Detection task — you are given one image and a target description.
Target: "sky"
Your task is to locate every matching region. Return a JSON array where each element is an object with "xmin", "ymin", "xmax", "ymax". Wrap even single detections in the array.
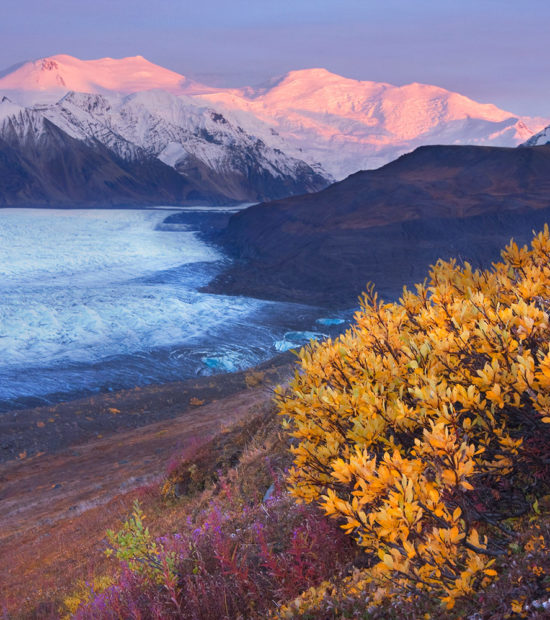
[{"xmin": 1, "ymin": 0, "xmax": 549, "ymax": 116}]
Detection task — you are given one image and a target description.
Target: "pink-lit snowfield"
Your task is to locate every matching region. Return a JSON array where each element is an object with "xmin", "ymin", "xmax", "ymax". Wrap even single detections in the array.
[{"xmin": 0, "ymin": 54, "xmax": 214, "ymax": 98}]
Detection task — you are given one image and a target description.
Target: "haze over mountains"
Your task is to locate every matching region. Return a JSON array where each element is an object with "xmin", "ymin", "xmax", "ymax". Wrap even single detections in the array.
[{"xmin": 0, "ymin": 54, "xmax": 548, "ymax": 207}]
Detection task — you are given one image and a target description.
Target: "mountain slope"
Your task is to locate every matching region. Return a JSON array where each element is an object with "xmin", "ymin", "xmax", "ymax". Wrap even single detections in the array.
[
  {"xmin": 38, "ymin": 90, "xmax": 328, "ymax": 202},
  {"xmin": 522, "ymin": 123, "xmax": 550, "ymax": 146},
  {"xmin": 0, "ymin": 92, "xmax": 328, "ymax": 205},
  {"xmin": 206, "ymin": 144, "xmax": 550, "ymax": 306},
  {"xmin": 0, "ymin": 100, "xmax": 229, "ymax": 206}
]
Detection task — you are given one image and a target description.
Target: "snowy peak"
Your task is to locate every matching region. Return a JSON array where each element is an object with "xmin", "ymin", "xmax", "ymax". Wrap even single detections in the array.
[
  {"xmin": 268, "ymin": 67, "xmax": 387, "ymax": 92},
  {"xmin": 199, "ymin": 71, "xmax": 548, "ymax": 177},
  {"xmin": 0, "ymin": 96, "xmax": 49, "ymax": 141},
  {"xmin": 0, "ymin": 95, "xmax": 26, "ymax": 121},
  {"xmin": 228, "ymin": 71, "xmax": 519, "ymax": 127},
  {"xmin": 522, "ymin": 123, "xmax": 550, "ymax": 146},
  {"xmin": 243, "ymin": 68, "xmax": 357, "ymax": 97},
  {"xmin": 236, "ymin": 68, "xmax": 391, "ymax": 109},
  {"xmin": 0, "ymin": 54, "xmax": 212, "ymax": 103}
]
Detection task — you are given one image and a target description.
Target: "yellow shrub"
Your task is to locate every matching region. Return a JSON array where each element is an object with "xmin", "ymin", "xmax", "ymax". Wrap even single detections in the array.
[
  {"xmin": 62, "ymin": 575, "xmax": 114, "ymax": 618},
  {"xmin": 278, "ymin": 227, "xmax": 550, "ymax": 608}
]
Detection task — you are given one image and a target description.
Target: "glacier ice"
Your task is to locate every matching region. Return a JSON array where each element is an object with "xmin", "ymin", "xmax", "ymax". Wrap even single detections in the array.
[
  {"xmin": 316, "ymin": 317, "xmax": 345, "ymax": 326},
  {"xmin": 0, "ymin": 209, "xmax": 330, "ymax": 409},
  {"xmin": 274, "ymin": 330, "xmax": 327, "ymax": 352}
]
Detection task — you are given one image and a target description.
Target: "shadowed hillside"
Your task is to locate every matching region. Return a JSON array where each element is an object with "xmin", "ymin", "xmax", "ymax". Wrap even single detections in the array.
[{"xmin": 206, "ymin": 144, "xmax": 550, "ymax": 306}]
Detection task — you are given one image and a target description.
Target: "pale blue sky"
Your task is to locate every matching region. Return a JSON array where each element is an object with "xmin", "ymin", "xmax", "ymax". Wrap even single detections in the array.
[{"xmin": 1, "ymin": 0, "xmax": 549, "ymax": 116}]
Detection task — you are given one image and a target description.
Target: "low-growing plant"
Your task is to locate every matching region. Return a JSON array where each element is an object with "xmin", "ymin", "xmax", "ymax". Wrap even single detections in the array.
[
  {"xmin": 105, "ymin": 500, "xmax": 177, "ymax": 583},
  {"xmin": 277, "ymin": 510, "xmax": 550, "ymax": 619},
  {"xmin": 72, "ymin": 410, "xmax": 359, "ymax": 619},
  {"xmin": 74, "ymin": 490, "xmax": 357, "ymax": 619},
  {"xmin": 278, "ymin": 227, "xmax": 550, "ymax": 610},
  {"xmin": 161, "ymin": 412, "xmax": 270, "ymax": 500},
  {"xmin": 63, "ymin": 575, "xmax": 114, "ymax": 619}
]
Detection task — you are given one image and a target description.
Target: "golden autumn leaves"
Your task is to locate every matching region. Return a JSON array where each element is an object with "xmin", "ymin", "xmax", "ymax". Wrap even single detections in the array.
[{"xmin": 277, "ymin": 226, "xmax": 550, "ymax": 610}]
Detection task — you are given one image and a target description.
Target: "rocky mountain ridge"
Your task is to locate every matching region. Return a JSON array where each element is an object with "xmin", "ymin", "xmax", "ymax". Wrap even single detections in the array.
[
  {"xmin": 523, "ymin": 123, "xmax": 550, "ymax": 147},
  {"xmin": 0, "ymin": 88, "xmax": 327, "ymax": 206}
]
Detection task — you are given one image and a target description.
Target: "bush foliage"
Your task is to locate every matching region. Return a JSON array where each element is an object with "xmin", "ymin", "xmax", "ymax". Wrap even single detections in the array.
[
  {"xmin": 277, "ymin": 227, "xmax": 550, "ymax": 609},
  {"xmin": 60, "ymin": 229, "xmax": 550, "ymax": 619}
]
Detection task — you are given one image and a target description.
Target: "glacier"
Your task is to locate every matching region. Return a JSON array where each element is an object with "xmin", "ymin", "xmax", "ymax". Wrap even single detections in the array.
[
  {"xmin": 0, "ymin": 208, "xmax": 333, "ymax": 410},
  {"xmin": 274, "ymin": 331, "xmax": 328, "ymax": 353}
]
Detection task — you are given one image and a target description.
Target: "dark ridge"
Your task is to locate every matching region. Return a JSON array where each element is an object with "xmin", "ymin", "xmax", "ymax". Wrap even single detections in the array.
[{"xmin": 205, "ymin": 144, "xmax": 550, "ymax": 307}]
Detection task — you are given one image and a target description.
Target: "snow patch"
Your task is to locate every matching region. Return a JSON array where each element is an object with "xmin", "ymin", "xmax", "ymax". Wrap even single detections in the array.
[{"xmin": 158, "ymin": 141, "xmax": 188, "ymax": 166}]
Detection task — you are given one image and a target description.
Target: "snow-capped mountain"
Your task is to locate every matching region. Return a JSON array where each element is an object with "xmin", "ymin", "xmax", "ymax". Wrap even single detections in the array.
[
  {"xmin": 198, "ymin": 68, "xmax": 547, "ymax": 178},
  {"xmin": 0, "ymin": 54, "xmax": 547, "ymax": 207},
  {"xmin": 522, "ymin": 124, "xmax": 550, "ymax": 146},
  {"xmin": 0, "ymin": 95, "xmax": 234, "ymax": 207},
  {"xmin": 34, "ymin": 89, "xmax": 327, "ymax": 201},
  {"xmin": 0, "ymin": 58, "xmax": 329, "ymax": 205},
  {"xmin": 0, "ymin": 54, "xmax": 215, "ymax": 104}
]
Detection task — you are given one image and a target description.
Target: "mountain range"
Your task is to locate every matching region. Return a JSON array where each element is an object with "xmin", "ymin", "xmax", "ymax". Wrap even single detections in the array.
[{"xmin": 0, "ymin": 54, "xmax": 548, "ymax": 206}]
